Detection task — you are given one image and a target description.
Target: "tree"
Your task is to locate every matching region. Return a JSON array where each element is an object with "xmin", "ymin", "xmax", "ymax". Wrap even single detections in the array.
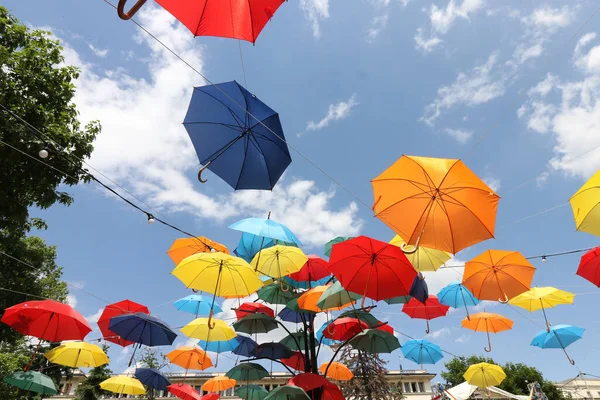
[
  {"xmin": 139, "ymin": 348, "xmax": 169, "ymax": 400},
  {"xmin": 76, "ymin": 345, "xmax": 112, "ymax": 400}
]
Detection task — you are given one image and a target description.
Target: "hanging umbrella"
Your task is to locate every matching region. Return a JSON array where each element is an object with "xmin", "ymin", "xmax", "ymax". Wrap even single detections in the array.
[
  {"xmin": 328, "ymin": 236, "xmax": 417, "ymax": 307},
  {"xmin": 233, "ymin": 336, "xmax": 258, "ymax": 357},
  {"xmin": 570, "ymin": 169, "xmax": 600, "ymax": 237},
  {"xmin": 348, "ymin": 329, "xmax": 400, "ymax": 354},
  {"xmin": 461, "ymin": 312, "xmax": 513, "ymax": 352},
  {"xmin": 289, "ymin": 373, "xmax": 330, "ymax": 392},
  {"xmin": 289, "ymin": 255, "xmax": 330, "ymax": 282},
  {"xmin": 281, "ymin": 351, "xmax": 306, "ymax": 371},
  {"xmin": 299, "ymin": 285, "xmax": 354, "ymax": 312},
  {"xmin": 235, "ymin": 233, "xmax": 276, "ymax": 263},
  {"xmin": 3, "ymin": 371, "xmax": 57, "ymax": 395},
  {"xmin": 401, "ymin": 339, "xmax": 443, "ymax": 365},
  {"xmin": 319, "ymin": 362, "xmax": 353, "ymax": 381},
  {"xmin": 278, "ymin": 305, "xmax": 314, "ymax": 324},
  {"xmin": 109, "ymin": 313, "xmax": 177, "ymax": 346},
  {"xmin": 233, "ymin": 313, "xmax": 279, "ymax": 334},
  {"xmin": 383, "ymin": 296, "xmax": 412, "ymax": 305},
  {"xmin": 284, "ymin": 275, "xmax": 330, "ymax": 290},
  {"xmin": 389, "ymin": 235, "xmax": 452, "ymax": 272},
  {"xmin": 236, "ymin": 302, "xmax": 275, "ymax": 319},
  {"xmin": 203, "ymin": 376, "xmax": 237, "ymax": 392},
  {"xmin": 577, "ymin": 247, "xmax": 600, "ymax": 287},
  {"xmin": 509, "ymin": 287, "xmax": 575, "ymax": 331},
  {"xmin": 402, "ymin": 296, "xmax": 449, "ymax": 333},
  {"xmin": 531, "ymin": 324, "xmax": 584, "ymax": 365},
  {"xmin": 167, "ymin": 346, "xmax": 213, "ymax": 370},
  {"xmin": 280, "ymin": 331, "xmax": 315, "ymax": 351},
  {"xmin": 324, "ymin": 237, "xmax": 354, "ymax": 258},
  {"xmin": 237, "ymin": 385, "xmax": 269, "ymax": 400},
  {"xmin": 338, "ymin": 309, "xmax": 380, "ymax": 328},
  {"xmin": 409, "ymin": 274, "xmax": 429, "ymax": 304},
  {"xmin": 317, "ymin": 281, "xmax": 362, "ymax": 311},
  {"xmin": 265, "ymin": 385, "xmax": 310, "ymax": 400},
  {"xmin": 226, "ymin": 363, "xmax": 269, "ymax": 381},
  {"xmin": 463, "ymin": 363, "xmax": 506, "ymax": 388},
  {"xmin": 181, "ymin": 318, "xmax": 236, "ymax": 341},
  {"xmin": 372, "ymin": 155, "xmax": 499, "ymax": 254},
  {"xmin": 182, "ymin": 81, "xmax": 291, "ymax": 189},
  {"xmin": 203, "ymin": 394, "xmax": 220, "ymax": 400},
  {"xmin": 377, "ymin": 324, "xmax": 394, "ymax": 335},
  {"xmin": 100, "ymin": 376, "xmax": 146, "ymax": 395},
  {"xmin": 230, "ymin": 217, "xmax": 301, "ymax": 246},
  {"xmin": 174, "ymin": 295, "xmax": 222, "ymax": 317},
  {"xmin": 462, "ymin": 249, "xmax": 536, "ymax": 303},
  {"xmin": 316, "ymin": 321, "xmax": 339, "ymax": 346},
  {"xmin": 169, "ymin": 383, "xmax": 201, "ymax": 400},
  {"xmin": 135, "ymin": 368, "xmax": 170, "ymax": 392},
  {"xmin": 97, "ymin": 299, "xmax": 149, "ymax": 346},
  {"xmin": 168, "ymin": 236, "xmax": 229, "ymax": 265},
  {"xmin": 321, "ymin": 382, "xmax": 345, "ymax": 400},
  {"xmin": 437, "ymin": 281, "xmax": 480, "ymax": 319},
  {"xmin": 252, "ymin": 245, "xmax": 308, "ymax": 279},
  {"xmin": 254, "ymin": 342, "xmax": 294, "ymax": 360},
  {"xmin": 44, "ymin": 341, "xmax": 109, "ymax": 368},
  {"xmin": 258, "ymin": 283, "xmax": 297, "ymax": 305},
  {"xmin": 198, "ymin": 338, "xmax": 239, "ymax": 353},
  {"xmin": 323, "ymin": 318, "xmax": 368, "ymax": 341}
]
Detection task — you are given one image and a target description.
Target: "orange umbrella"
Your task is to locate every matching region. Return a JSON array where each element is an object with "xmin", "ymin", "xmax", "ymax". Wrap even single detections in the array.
[
  {"xmin": 166, "ymin": 346, "xmax": 213, "ymax": 370},
  {"xmin": 371, "ymin": 155, "xmax": 499, "ymax": 254},
  {"xmin": 319, "ymin": 362, "xmax": 353, "ymax": 381},
  {"xmin": 202, "ymin": 376, "xmax": 236, "ymax": 392},
  {"xmin": 298, "ymin": 285, "xmax": 355, "ymax": 312},
  {"xmin": 168, "ymin": 237, "xmax": 229, "ymax": 265},
  {"xmin": 462, "ymin": 312, "xmax": 513, "ymax": 352},
  {"xmin": 462, "ymin": 250, "xmax": 536, "ymax": 302}
]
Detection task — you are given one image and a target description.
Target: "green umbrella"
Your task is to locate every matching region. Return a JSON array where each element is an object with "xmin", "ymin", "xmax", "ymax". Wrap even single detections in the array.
[
  {"xmin": 226, "ymin": 363, "xmax": 269, "ymax": 381},
  {"xmin": 258, "ymin": 284, "xmax": 297, "ymax": 305},
  {"xmin": 317, "ymin": 281, "xmax": 362, "ymax": 310},
  {"xmin": 348, "ymin": 329, "xmax": 400, "ymax": 354},
  {"xmin": 3, "ymin": 371, "xmax": 58, "ymax": 395},
  {"xmin": 338, "ymin": 310, "xmax": 380, "ymax": 328},
  {"xmin": 233, "ymin": 313, "xmax": 279, "ymax": 335},
  {"xmin": 384, "ymin": 295, "xmax": 412, "ymax": 305},
  {"xmin": 237, "ymin": 384, "xmax": 270, "ymax": 400},
  {"xmin": 280, "ymin": 331, "xmax": 315, "ymax": 351},
  {"xmin": 324, "ymin": 236, "xmax": 354, "ymax": 257},
  {"xmin": 265, "ymin": 385, "xmax": 310, "ymax": 400}
]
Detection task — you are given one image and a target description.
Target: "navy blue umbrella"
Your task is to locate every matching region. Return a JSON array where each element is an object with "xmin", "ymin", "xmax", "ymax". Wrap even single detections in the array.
[
  {"xmin": 184, "ymin": 81, "xmax": 292, "ymax": 190},
  {"xmin": 233, "ymin": 336, "xmax": 258, "ymax": 357},
  {"xmin": 135, "ymin": 368, "xmax": 170, "ymax": 391},
  {"xmin": 253, "ymin": 342, "xmax": 293, "ymax": 360},
  {"xmin": 108, "ymin": 313, "xmax": 177, "ymax": 347},
  {"xmin": 278, "ymin": 307, "xmax": 312, "ymax": 324},
  {"xmin": 409, "ymin": 273, "xmax": 429, "ymax": 304}
]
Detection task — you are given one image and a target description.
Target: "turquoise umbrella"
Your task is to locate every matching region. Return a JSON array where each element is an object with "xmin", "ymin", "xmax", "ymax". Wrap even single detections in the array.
[
  {"xmin": 531, "ymin": 324, "xmax": 584, "ymax": 365},
  {"xmin": 229, "ymin": 217, "xmax": 301, "ymax": 246},
  {"xmin": 437, "ymin": 281, "xmax": 479, "ymax": 319},
  {"xmin": 3, "ymin": 371, "xmax": 57, "ymax": 395},
  {"xmin": 226, "ymin": 363, "xmax": 269, "ymax": 381},
  {"xmin": 401, "ymin": 339, "xmax": 443, "ymax": 365}
]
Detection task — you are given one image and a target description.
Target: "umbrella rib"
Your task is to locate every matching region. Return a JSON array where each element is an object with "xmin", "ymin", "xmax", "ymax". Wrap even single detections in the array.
[
  {"xmin": 439, "ymin": 191, "xmax": 495, "ymax": 239},
  {"xmin": 433, "ymin": 195, "xmax": 457, "ymax": 254},
  {"xmin": 197, "ymin": 87, "xmax": 246, "ymax": 129}
]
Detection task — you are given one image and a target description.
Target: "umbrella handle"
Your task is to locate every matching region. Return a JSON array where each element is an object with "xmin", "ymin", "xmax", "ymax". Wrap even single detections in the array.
[
  {"xmin": 198, "ymin": 161, "xmax": 213, "ymax": 183},
  {"xmin": 401, "ymin": 242, "xmax": 419, "ymax": 254},
  {"xmin": 484, "ymin": 344, "xmax": 492, "ymax": 352},
  {"xmin": 207, "ymin": 309, "xmax": 216, "ymax": 329},
  {"xmin": 425, "ymin": 320, "xmax": 430, "ymax": 334},
  {"xmin": 498, "ymin": 293, "xmax": 509, "ymax": 304},
  {"xmin": 117, "ymin": 0, "xmax": 147, "ymax": 19},
  {"xmin": 280, "ymin": 280, "xmax": 290, "ymax": 292}
]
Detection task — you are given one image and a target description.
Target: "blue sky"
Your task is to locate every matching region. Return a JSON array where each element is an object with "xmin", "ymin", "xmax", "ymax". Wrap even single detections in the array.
[{"xmin": 4, "ymin": 0, "xmax": 600, "ymax": 384}]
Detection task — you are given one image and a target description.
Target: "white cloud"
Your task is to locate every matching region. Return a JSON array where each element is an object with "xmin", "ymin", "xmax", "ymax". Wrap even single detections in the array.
[
  {"xmin": 67, "ymin": 294, "xmax": 78, "ymax": 308},
  {"xmin": 414, "ymin": 28, "xmax": 443, "ymax": 53},
  {"xmin": 421, "ymin": 52, "xmax": 505, "ymax": 125},
  {"xmin": 299, "ymin": 0, "xmax": 330, "ymax": 39},
  {"xmin": 455, "ymin": 334, "xmax": 470, "ymax": 343},
  {"xmin": 522, "ymin": 6, "xmax": 574, "ymax": 32},
  {"xmin": 422, "ymin": 258, "xmax": 465, "ymax": 294},
  {"xmin": 306, "ymin": 94, "xmax": 359, "ymax": 132},
  {"xmin": 366, "ymin": 14, "xmax": 390, "ymax": 42},
  {"xmin": 444, "ymin": 128, "xmax": 473, "ymax": 144},
  {"xmin": 536, "ymin": 171, "xmax": 550, "ymax": 187},
  {"xmin": 86, "ymin": 309, "xmax": 103, "ymax": 324},
  {"xmin": 88, "ymin": 43, "xmax": 109, "ymax": 58},
  {"xmin": 483, "ymin": 177, "xmax": 501, "ymax": 192},
  {"xmin": 426, "ymin": 327, "xmax": 451, "ymax": 339}
]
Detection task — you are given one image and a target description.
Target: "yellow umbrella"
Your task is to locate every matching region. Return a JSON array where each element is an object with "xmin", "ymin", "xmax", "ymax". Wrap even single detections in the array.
[
  {"xmin": 463, "ymin": 362, "xmax": 506, "ymax": 388},
  {"xmin": 44, "ymin": 341, "xmax": 108, "ymax": 368},
  {"xmin": 298, "ymin": 285, "xmax": 354, "ymax": 312},
  {"xmin": 167, "ymin": 346, "xmax": 213, "ymax": 370},
  {"xmin": 509, "ymin": 287, "xmax": 575, "ymax": 331},
  {"xmin": 100, "ymin": 376, "xmax": 146, "ymax": 395},
  {"xmin": 181, "ymin": 318, "xmax": 236, "ymax": 341},
  {"xmin": 570, "ymin": 169, "xmax": 600, "ymax": 237},
  {"xmin": 389, "ymin": 235, "xmax": 452, "ymax": 272},
  {"xmin": 251, "ymin": 245, "xmax": 308, "ymax": 279},
  {"xmin": 202, "ymin": 375, "xmax": 236, "ymax": 392},
  {"xmin": 319, "ymin": 362, "xmax": 353, "ymax": 381}
]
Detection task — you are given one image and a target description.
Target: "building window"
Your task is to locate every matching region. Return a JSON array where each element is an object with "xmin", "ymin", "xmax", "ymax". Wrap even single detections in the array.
[
  {"xmin": 419, "ymin": 382, "xmax": 426, "ymax": 392},
  {"xmin": 404, "ymin": 383, "xmax": 411, "ymax": 393},
  {"xmin": 411, "ymin": 382, "xmax": 417, "ymax": 393}
]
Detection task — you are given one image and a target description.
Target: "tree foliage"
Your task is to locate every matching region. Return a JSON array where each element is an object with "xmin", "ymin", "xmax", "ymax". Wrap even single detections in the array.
[{"xmin": 75, "ymin": 345, "xmax": 112, "ymax": 400}]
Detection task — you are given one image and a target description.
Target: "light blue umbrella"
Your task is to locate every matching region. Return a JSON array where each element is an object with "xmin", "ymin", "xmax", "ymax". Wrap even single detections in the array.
[
  {"xmin": 531, "ymin": 324, "xmax": 584, "ymax": 365},
  {"xmin": 198, "ymin": 337, "xmax": 239, "ymax": 367},
  {"xmin": 401, "ymin": 339, "xmax": 443, "ymax": 365},
  {"xmin": 316, "ymin": 320, "xmax": 339, "ymax": 346},
  {"xmin": 174, "ymin": 295, "xmax": 222, "ymax": 317},
  {"xmin": 284, "ymin": 275, "xmax": 330, "ymax": 290},
  {"xmin": 234, "ymin": 232, "xmax": 275, "ymax": 263},
  {"xmin": 229, "ymin": 217, "xmax": 301, "ymax": 246},
  {"xmin": 437, "ymin": 281, "xmax": 479, "ymax": 319}
]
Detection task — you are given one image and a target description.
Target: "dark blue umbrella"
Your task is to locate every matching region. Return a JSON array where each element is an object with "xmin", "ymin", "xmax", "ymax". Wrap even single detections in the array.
[
  {"xmin": 184, "ymin": 81, "xmax": 292, "ymax": 190},
  {"xmin": 253, "ymin": 342, "xmax": 293, "ymax": 360},
  {"xmin": 108, "ymin": 313, "xmax": 177, "ymax": 346},
  {"xmin": 233, "ymin": 336, "xmax": 258, "ymax": 357},
  {"xmin": 278, "ymin": 307, "xmax": 312, "ymax": 324},
  {"xmin": 134, "ymin": 368, "xmax": 170, "ymax": 391},
  {"xmin": 409, "ymin": 274, "xmax": 429, "ymax": 304}
]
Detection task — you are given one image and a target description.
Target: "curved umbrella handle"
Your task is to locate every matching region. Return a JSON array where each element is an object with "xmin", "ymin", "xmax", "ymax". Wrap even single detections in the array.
[
  {"xmin": 280, "ymin": 280, "xmax": 290, "ymax": 292},
  {"xmin": 562, "ymin": 347, "xmax": 575, "ymax": 365},
  {"xmin": 484, "ymin": 343, "xmax": 492, "ymax": 352},
  {"xmin": 425, "ymin": 320, "xmax": 430, "ymax": 334},
  {"xmin": 207, "ymin": 309, "xmax": 216, "ymax": 329},
  {"xmin": 117, "ymin": 0, "xmax": 147, "ymax": 20},
  {"xmin": 361, "ymin": 296, "xmax": 367, "ymax": 309},
  {"xmin": 198, "ymin": 161, "xmax": 213, "ymax": 183},
  {"xmin": 401, "ymin": 242, "xmax": 419, "ymax": 255},
  {"xmin": 498, "ymin": 293, "xmax": 509, "ymax": 304}
]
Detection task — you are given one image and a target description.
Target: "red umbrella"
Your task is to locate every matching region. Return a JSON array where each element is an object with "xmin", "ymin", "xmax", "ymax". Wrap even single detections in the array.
[
  {"xmin": 322, "ymin": 382, "xmax": 346, "ymax": 400},
  {"xmin": 97, "ymin": 300, "xmax": 149, "ymax": 347},
  {"xmin": 201, "ymin": 394, "xmax": 220, "ymax": 400},
  {"xmin": 169, "ymin": 383, "xmax": 201, "ymax": 400},
  {"xmin": 577, "ymin": 247, "xmax": 600, "ymax": 287},
  {"xmin": 235, "ymin": 302, "xmax": 275, "ymax": 320},
  {"xmin": 289, "ymin": 373, "xmax": 331, "ymax": 391},
  {"xmin": 402, "ymin": 295, "xmax": 449, "ymax": 333},
  {"xmin": 323, "ymin": 318, "xmax": 367, "ymax": 341},
  {"xmin": 281, "ymin": 351, "xmax": 306, "ymax": 371},
  {"xmin": 377, "ymin": 323, "xmax": 394, "ymax": 335},
  {"xmin": 328, "ymin": 236, "xmax": 417, "ymax": 307},
  {"xmin": 289, "ymin": 255, "xmax": 330, "ymax": 282}
]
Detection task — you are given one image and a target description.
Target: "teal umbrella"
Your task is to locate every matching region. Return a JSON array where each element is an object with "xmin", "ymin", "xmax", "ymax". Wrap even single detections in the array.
[
  {"xmin": 383, "ymin": 296, "xmax": 412, "ymax": 305},
  {"xmin": 265, "ymin": 385, "xmax": 310, "ymax": 400},
  {"xmin": 258, "ymin": 284, "xmax": 297, "ymax": 305},
  {"xmin": 237, "ymin": 384, "xmax": 270, "ymax": 400},
  {"xmin": 317, "ymin": 281, "xmax": 362, "ymax": 310},
  {"xmin": 233, "ymin": 313, "xmax": 279, "ymax": 335},
  {"xmin": 324, "ymin": 236, "xmax": 354, "ymax": 257},
  {"xmin": 227, "ymin": 363, "xmax": 269, "ymax": 381},
  {"xmin": 349, "ymin": 329, "xmax": 400, "ymax": 354},
  {"xmin": 3, "ymin": 371, "xmax": 57, "ymax": 395}
]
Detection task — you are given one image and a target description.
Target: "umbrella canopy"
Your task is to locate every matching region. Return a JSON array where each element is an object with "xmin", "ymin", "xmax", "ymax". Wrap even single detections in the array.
[
  {"xmin": 226, "ymin": 363, "xmax": 269, "ymax": 381},
  {"xmin": 278, "ymin": 306, "xmax": 313, "ymax": 324},
  {"xmin": 203, "ymin": 376, "xmax": 237, "ymax": 392},
  {"xmin": 236, "ymin": 302, "xmax": 275, "ymax": 319},
  {"xmin": 509, "ymin": 287, "xmax": 575, "ymax": 330},
  {"xmin": 462, "ymin": 312, "xmax": 513, "ymax": 352},
  {"xmin": 531, "ymin": 324, "xmax": 584, "ymax": 365},
  {"xmin": 324, "ymin": 317, "xmax": 368, "ymax": 341},
  {"xmin": 377, "ymin": 324, "xmax": 394, "ymax": 335},
  {"xmin": 319, "ymin": 362, "xmax": 353, "ymax": 381},
  {"xmin": 230, "ymin": 217, "xmax": 301, "ymax": 246},
  {"xmin": 322, "ymin": 382, "xmax": 345, "ymax": 400},
  {"xmin": 383, "ymin": 296, "xmax": 412, "ymax": 305},
  {"xmin": 252, "ymin": 245, "xmax": 308, "ymax": 279},
  {"xmin": 372, "ymin": 156, "xmax": 499, "ymax": 254},
  {"xmin": 174, "ymin": 295, "xmax": 222, "ymax": 316},
  {"xmin": 198, "ymin": 338, "xmax": 239, "ymax": 353},
  {"xmin": 328, "ymin": 236, "xmax": 417, "ymax": 304},
  {"xmin": 167, "ymin": 346, "xmax": 213, "ymax": 370},
  {"xmin": 44, "ymin": 341, "xmax": 108, "ymax": 368},
  {"xmin": 109, "ymin": 313, "xmax": 177, "ymax": 346},
  {"xmin": 233, "ymin": 313, "xmax": 279, "ymax": 334},
  {"xmin": 100, "ymin": 376, "xmax": 146, "ymax": 395},
  {"xmin": 181, "ymin": 318, "xmax": 236, "ymax": 341},
  {"xmin": 169, "ymin": 383, "xmax": 201, "ymax": 400},
  {"xmin": 289, "ymin": 255, "xmax": 330, "ymax": 282},
  {"xmin": 254, "ymin": 342, "xmax": 294, "ymax": 360},
  {"xmin": 184, "ymin": 81, "xmax": 291, "ymax": 189},
  {"xmin": 258, "ymin": 283, "xmax": 297, "ymax": 304},
  {"xmin": 235, "ymin": 233, "xmax": 275, "ymax": 263},
  {"xmin": 2, "ymin": 300, "xmax": 91, "ymax": 342},
  {"xmin": 97, "ymin": 299, "xmax": 149, "ymax": 346},
  {"xmin": 203, "ymin": 394, "xmax": 221, "ymax": 400},
  {"xmin": 316, "ymin": 321, "xmax": 339, "ymax": 346},
  {"xmin": 317, "ymin": 281, "xmax": 362, "ymax": 311},
  {"xmin": 338, "ymin": 310, "xmax": 380, "ymax": 328},
  {"xmin": 389, "ymin": 235, "xmax": 452, "ymax": 271},
  {"xmin": 402, "ymin": 296, "xmax": 449, "ymax": 333},
  {"xmin": 168, "ymin": 236, "xmax": 229, "ymax": 265},
  {"xmin": 289, "ymin": 373, "xmax": 330, "ymax": 392},
  {"xmin": 3, "ymin": 371, "xmax": 57, "ymax": 395},
  {"xmin": 577, "ymin": 247, "xmax": 600, "ymax": 287},
  {"xmin": 284, "ymin": 275, "xmax": 330, "ymax": 290},
  {"xmin": 409, "ymin": 275, "xmax": 429, "ymax": 304},
  {"xmin": 462, "ymin": 250, "xmax": 536, "ymax": 302},
  {"xmin": 324, "ymin": 236, "xmax": 354, "ymax": 257},
  {"xmin": 348, "ymin": 329, "xmax": 400, "ymax": 354},
  {"xmin": 437, "ymin": 282, "xmax": 480, "ymax": 309},
  {"xmin": 280, "ymin": 331, "xmax": 315, "ymax": 351},
  {"xmin": 265, "ymin": 385, "xmax": 310, "ymax": 400},
  {"xmin": 233, "ymin": 336, "xmax": 258, "ymax": 357},
  {"xmin": 402, "ymin": 339, "xmax": 443, "ymax": 365},
  {"xmin": 135, "ymin": 368, "xmax": 170, "ymax": 391},
  {"xmin": 570, "ymin": 169, "xmax": 600, "ymax": 237},
  {"xmin": 464, "ymin": 363, "xmax": 506, "ymax": 388},
  {"xmin": 299, "ymin": 285, "xmax": 353, "ymax": 312},
  {"xmin": 237, "ymin": 385, "xmax": 269, "ymax": 400},
  {"xmin": 282, "ymin": 352, "xmax": 306, "ymax": 371}
]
